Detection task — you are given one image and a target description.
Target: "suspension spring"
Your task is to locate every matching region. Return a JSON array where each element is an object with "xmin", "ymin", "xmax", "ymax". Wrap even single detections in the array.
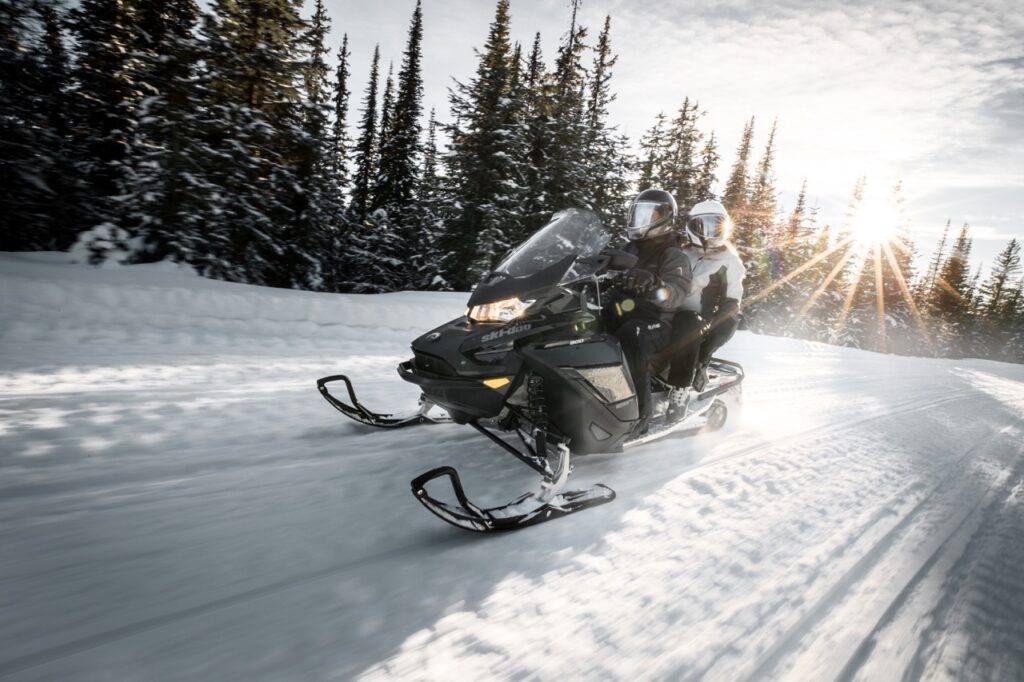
[{"xmin": 527, "ymin": 374, "xmax": 548, "ymax": 431}]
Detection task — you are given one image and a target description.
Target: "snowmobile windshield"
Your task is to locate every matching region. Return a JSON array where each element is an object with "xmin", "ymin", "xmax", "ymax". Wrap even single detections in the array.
[{"xmin": 495, "ymin": 209, "xmax": 611, "ymax": 283}]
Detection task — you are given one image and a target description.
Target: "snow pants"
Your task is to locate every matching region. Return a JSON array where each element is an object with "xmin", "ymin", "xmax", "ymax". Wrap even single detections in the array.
[
  {"xmin": 612, "ymin": 318, "xmax": 672, "ymax": 420},
  {"xmin": 666, "ymin": 311, "xmax": 739, "ymax": 388}
]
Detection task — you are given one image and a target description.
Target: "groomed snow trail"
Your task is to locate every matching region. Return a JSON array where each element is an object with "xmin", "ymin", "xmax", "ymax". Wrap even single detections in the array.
[{"xmin": 1, "ymin": 253, "xmax": 1022, "ymax": 681}]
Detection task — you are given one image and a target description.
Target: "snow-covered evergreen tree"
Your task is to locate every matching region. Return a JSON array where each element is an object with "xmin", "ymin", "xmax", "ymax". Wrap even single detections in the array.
[
  {"xmin": 376, "ymin": 62, "xmax": 395, "ymax": 168},
  {"xmin": 927, "ymin": 222, "xmax": 973, "ymax": 355},
  {"xmin": 916, "ymin": 219, "xmax": 951, "ymax": 306},
  {"xmin": 348, "ymin": 44, "xmax": 380, "ymax": 223},
  {"xmin": 291, "ymin": 0, "xmax": 341, "ymax": 289},
  {"xmin": 694, "ymin": 131, "xmax": 720, "ymax": 203},
  {"xmin": 409, "ymin": 108, "xmax": 449, "ymax": 290},
  {"xmin": 721, "ymin": 116, "xmax": 754, "ymax": 224},
  {"xmin": 636, "ymin": 112, "xmax": 669, "ymax": 191},
  {"xmin": 737, "ymin": 120, "xmax": 779, "ymax": 327},
  {"xmin": 583, "ymin": 15, "xmax": 631, "ymax": 232},
  {"xmin": 441, "ymin": 0, "xmax": 529, "ymax": 288},
  {"xmin": 196, "ymin": 0, "xmax": 310, "ymax": 288},
  {"xmin": 539, "ymin": 0, "xmax": 589, "ymax": 215},
  {"xmin": 978, "ymin": 238, "xmax": 1021, "ymax": 321},
  {"xmin": 370, "ymin": 0, "xmax": 426, "ymax": 290},
  {"xmin": 662, "ymin": 97, "xmax": 703, "ymax": 212},
  {"xmin": 67, "ymin": 0, "xmax": 136, "ymax": 238},
  {"xmin": 329, "ymin": 33, "xmax": 351, "ymax": 202},
  {"xmin": 118, "ymin": 0, "xmax": 209, "ymax": 267},
  {"xmin": 0, "ymin": 1, "xmax": 81, "ymax": 251}
]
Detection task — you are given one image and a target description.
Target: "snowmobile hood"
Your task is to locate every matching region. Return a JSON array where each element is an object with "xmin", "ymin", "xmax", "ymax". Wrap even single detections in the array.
[{"xmin": 466, "ymin": 254, "xmax": 577, "ymax": 308}]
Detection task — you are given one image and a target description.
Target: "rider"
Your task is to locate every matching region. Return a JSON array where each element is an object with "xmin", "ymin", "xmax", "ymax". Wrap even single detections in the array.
[
  {"xmin": 665, "ymin": 199, "xmax": 746, "ymax": 420},
  {"xmin": 606, "ymin": 189, "xmax": 692, "ymax": 433}
]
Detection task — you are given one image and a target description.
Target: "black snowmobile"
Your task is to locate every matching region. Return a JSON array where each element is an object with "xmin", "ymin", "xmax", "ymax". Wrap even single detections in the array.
[{"xmin": 318, "ymin": 209, "xmax": 744, "ymax": 532}]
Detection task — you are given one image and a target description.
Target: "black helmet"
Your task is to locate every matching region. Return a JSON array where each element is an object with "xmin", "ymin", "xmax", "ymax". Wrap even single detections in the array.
[{"xmin": 626, "ymin": 189, "xmax": 678, "ymax": 241}]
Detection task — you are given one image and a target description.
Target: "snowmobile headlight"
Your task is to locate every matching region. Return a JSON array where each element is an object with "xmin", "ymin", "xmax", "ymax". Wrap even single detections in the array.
[
  {"xmin": 576, "ymin": 365, "xmax": 634, "ymax": 403},
  {"xmin": 466, "ymin": 297, "xmax": 535, "ymax": 323}
]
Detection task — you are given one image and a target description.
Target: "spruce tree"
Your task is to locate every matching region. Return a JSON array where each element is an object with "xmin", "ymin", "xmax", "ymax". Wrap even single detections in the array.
[
  {"xmin": 583, "ymin": 15, "xmax": 631, "ymax": 230},
  {"xmin": 369, "ymin": 0, "xmax": 426, "ymax": 290},
  {"xmin": 410, "ymin": 108, "xmax": 448, "ymax": 289},
  {"xmin": 637, "ymin": 113, "xmax": 669, "ymax": 191},
  {"xmin": 737, "ymin": 120, "xmax": 778, "ymax": 327},
  {"xmin": 119, "ymin": 0, "xmax": 211, "ymax": 267},
  {"xmin": 67, "ymin": 0, "xmax": 135, "ymax": 238},
  {"xmin": 376, "ymin": 62, "xmax": 395, "ymax": 168},
  {"xmin": 519, "ymin": 32, "xmax": 549, "ymax": 235},
  {"xmin": 196, "ymin": 0, "xmax": 310, "ymax": 287},
  {"xmin": 540, "ymin": 0, "xmax": 589, "ymax": 214},
  {"xmin": 773, "ymin": 193, "xmax": 828, "ymax": 339},
  {"xmin": 929, "ymin": 222, "xmax": 973, "ymax": 355},
  {"xmin": 663, "ymin": 97, "xmax": 703, "ymax": 211},
  {"xmin": 441, "ymin": 0, "xmax": 529, "ymax": 288},
  {"xmin": 292, "ymin": 0, "xmax": 340, "ymax": 289},
  {"xmin": 978, "ymin": 238, "xmax": 1021, "ymax": 320},
  {"xmin": 330, "ymin": 33, "xmax": 351, "ymax": 200},
  {"xmin": 778, "ymin": 180, "xmax": 816, "ymax": 282},
  {"xmin": 374, "ymin": 0, "xmax": 424, "ymax": 214},
  {"xmin": 747, "ymin": 119, "xmax": 778, "ymax": 239},
  {"xmin": 0, "ymin": 1, "xmax": 80, "ymax": 251},
  {"xmin": 721, "ymin": 116, "xmax": 754, "ymax": 218},
  {"xmin": 919, "ymin": 219, "xmax": 951, "ymax": 304},
  {"xmin": 694, "ymin": 131, "xmax": 719, "ymax": 202},
  {"xmin": 348, "ymin": 44, "xmax": 380, "ymax": 222}
]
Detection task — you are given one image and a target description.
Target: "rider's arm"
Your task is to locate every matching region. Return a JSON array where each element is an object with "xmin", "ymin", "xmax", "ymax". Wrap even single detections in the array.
[
  {"xmin": 724, "ymin": 248, "xmax": 746, "ymax": 305},
  {"xmin": 650, "ymin": 248, "xmax": 692, "ymax": 312}
]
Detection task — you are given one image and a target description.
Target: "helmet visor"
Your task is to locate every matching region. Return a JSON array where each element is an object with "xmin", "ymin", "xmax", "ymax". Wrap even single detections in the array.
[
  {"xmin": 627, "ymin": 201, "xmax": 670, "ymax": 229},
  {"xmin": 687, "ymin": 214, "xmax": 730, "ymax": 245}
]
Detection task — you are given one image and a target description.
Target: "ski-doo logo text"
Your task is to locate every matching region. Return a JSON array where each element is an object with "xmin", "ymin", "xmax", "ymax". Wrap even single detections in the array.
[{"xmin": 481, "ymin": 323, "xmax": 532, "ymax": 343}]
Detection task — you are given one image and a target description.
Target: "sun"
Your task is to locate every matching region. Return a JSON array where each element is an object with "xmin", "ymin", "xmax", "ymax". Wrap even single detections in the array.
[{"xmin": 849, "ymin": 195, "xmax": 899, "ymax": 248}]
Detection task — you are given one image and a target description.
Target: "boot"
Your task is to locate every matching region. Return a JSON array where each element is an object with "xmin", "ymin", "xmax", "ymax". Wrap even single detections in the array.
[{"xmin": 666, "ymin": 386, "xmax": 692, "ymax": 422}]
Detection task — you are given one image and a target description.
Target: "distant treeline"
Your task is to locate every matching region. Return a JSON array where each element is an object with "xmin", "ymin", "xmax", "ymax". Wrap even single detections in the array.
[{"xmin": 1, "ymin": 0, "xmax": 1021, "ymax": 361}]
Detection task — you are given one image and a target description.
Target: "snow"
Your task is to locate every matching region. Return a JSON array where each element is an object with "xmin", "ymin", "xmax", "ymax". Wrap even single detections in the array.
[{"xmin": 2, "ymin": 252, "xmax": 1023, "ymax": 681}]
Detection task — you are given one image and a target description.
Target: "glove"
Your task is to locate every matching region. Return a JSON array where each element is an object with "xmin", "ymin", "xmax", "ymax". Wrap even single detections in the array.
[{"xmin": 621, "ymin": 268, "xmax": 659, "ymax": 295}]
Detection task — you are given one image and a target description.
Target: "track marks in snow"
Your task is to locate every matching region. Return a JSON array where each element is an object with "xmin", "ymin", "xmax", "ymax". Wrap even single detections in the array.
[
  {"xmin": 891, "ymin": 459, "xmax": 1024, "ymax": 682},
  {"xmin": 361, "ymin": 390, "xmax": 1004, "ymax": 680}
]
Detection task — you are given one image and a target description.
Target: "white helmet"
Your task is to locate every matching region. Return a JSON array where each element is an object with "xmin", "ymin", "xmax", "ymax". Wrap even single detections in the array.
[{"xmin": 686, "ymin": 200, "xmax": 732, "ymax": 249}]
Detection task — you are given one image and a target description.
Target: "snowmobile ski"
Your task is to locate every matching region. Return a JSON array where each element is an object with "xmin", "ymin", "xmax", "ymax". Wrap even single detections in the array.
[
  {"xmin": 410, "ymin": 434, "xmax": 616, "ymax": 532},
  {"xmin": 317, "ymin": 374, "xmax": 451, "ymax": 428}
]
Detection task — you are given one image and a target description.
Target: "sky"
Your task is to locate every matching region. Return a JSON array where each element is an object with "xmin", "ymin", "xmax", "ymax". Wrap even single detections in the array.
[{"xmin": 322, "ymin": 0, "xmax": 1024, "ymax": 277}]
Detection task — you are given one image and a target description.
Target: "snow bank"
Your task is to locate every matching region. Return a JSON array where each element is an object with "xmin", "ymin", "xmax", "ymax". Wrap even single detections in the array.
[{"xmin": 0, "ymin": 253, "xmax": 467, "ymax": 354}]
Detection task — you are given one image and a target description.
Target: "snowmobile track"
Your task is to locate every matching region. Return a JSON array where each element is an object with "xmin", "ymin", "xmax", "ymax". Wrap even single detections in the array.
[{"xmin": 738, "ymin": 437, "xmax": 993, "ymax": 681}]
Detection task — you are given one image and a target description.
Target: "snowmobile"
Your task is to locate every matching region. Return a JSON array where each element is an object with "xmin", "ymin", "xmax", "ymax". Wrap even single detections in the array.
[{"xmin": 318, "ymin": 209, "xmax": 744, "ymax": 532}]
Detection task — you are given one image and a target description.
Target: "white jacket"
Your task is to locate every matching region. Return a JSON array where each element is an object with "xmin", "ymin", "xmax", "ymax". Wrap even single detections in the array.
[{"xmin": 678, "ymin": 244, "xmax": 746, "ymax": 314}]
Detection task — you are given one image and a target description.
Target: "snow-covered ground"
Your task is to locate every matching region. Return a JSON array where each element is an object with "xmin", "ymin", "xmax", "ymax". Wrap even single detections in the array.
[{"xmin": 2, "ymin": 252, "xmax": 1023, "ymax": 681}]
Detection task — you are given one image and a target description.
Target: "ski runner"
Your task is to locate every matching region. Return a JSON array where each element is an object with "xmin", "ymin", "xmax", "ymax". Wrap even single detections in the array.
[
  {"xmin": 664, "ymin": 200, "xmax": 747, "ymax": 420},
  {"xmin": 605, "ymin": 189, "xmax": 693, "ymax": 434}
]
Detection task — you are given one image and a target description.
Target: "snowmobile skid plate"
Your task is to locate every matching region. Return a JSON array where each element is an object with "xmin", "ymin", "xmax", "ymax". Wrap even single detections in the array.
[
  {"xmin": 410, "ymin": 442, "xmax": 616, "ymax": 532},
  {"xmin": 317, "ymin": 374, "xmax": 451, "ymax": 428}
]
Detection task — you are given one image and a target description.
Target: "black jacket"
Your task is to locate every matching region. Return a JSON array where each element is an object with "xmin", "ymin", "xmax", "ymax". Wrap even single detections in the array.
[{"xmin": 614, "ymin": 234, "xmax": 693, "ymax": 322}]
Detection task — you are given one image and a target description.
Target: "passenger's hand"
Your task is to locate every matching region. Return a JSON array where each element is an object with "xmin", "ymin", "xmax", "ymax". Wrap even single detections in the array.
[{"xmin": 621, "ymin": 268, "xmax": 658, "ymax": 295}]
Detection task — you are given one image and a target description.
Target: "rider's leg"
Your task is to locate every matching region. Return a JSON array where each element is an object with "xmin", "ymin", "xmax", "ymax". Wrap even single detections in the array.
[{"xmin": 666, "ymin": 311, "xmax": 705, "ymax": 388}]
